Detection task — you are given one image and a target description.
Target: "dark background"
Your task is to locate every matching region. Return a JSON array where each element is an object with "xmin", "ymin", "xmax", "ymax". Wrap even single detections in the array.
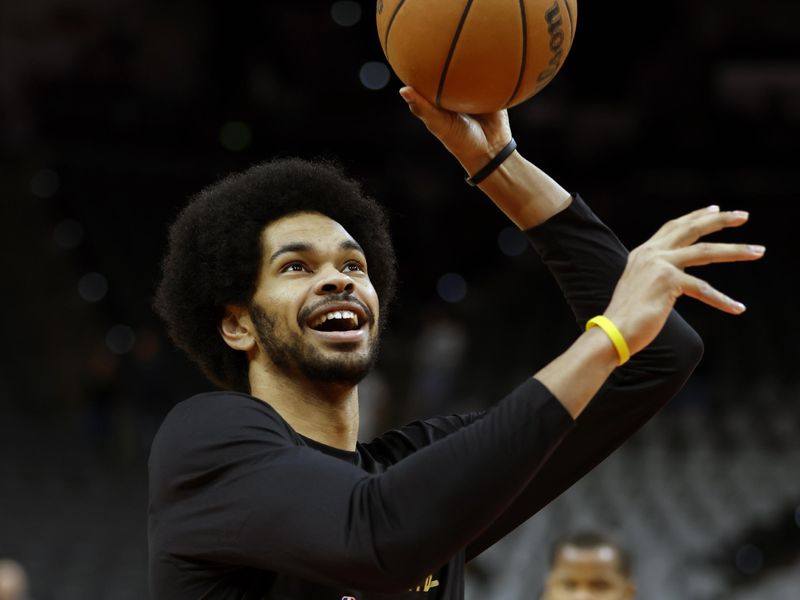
[{"xmin": 0, "ymin": 1, "xmax": 798, "ymax": 598}]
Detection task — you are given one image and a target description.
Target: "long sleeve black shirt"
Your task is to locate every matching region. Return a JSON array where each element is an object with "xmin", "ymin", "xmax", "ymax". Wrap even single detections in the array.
[{"xmin": 148, "ymin": 196, "xmax": 704, "ymax": 599}]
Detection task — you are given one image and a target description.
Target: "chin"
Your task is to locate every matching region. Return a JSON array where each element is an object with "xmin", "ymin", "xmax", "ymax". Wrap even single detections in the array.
[
  {"xmin": 302, "ymin": 364, "xmax": 372, "ymax": 386},
  {"xmin": 300, "ymin": 352, "xmax": 376, "ymax": 386}
]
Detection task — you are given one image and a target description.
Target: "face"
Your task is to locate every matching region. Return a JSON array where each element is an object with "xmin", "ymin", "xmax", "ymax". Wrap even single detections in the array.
[
  {"xmin": 543, "ymin": 546, "xmax": 635, "ymax": 600},
  {"xmin": 245, "ymin": 211, "xmax": 380, "ymax": 386}
]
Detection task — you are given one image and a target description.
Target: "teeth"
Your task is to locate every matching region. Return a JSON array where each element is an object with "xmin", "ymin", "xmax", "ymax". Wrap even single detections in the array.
[{"xmin": 310, "ymin": 310, "xmax": 359, "ymax": 328}]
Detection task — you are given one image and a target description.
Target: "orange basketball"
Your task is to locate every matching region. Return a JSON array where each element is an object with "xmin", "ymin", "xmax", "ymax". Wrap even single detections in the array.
[{"xmin": 376, "ymin": 0, "xmax": 577, "ymax": 114}]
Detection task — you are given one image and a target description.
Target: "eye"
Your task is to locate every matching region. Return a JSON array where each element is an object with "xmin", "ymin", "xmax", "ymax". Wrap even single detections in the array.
[
  {"xmin": 343, "ymin": 260, "xmax": 365, "ymax": 273},
  {"xmin": 281, "ymin": 261, "xmax": 309, "ymax": 273}
]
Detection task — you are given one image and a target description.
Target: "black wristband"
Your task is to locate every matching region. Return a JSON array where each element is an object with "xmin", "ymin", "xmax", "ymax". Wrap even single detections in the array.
[{"xmin": 464, "ymin": 138, "xmax": 517, "ymax": 187}]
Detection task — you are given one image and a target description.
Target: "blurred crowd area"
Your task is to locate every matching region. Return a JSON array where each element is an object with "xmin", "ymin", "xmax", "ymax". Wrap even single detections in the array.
[{"xmin": 1, "ymin": 0, "xmax": 798, "ymax": 598}]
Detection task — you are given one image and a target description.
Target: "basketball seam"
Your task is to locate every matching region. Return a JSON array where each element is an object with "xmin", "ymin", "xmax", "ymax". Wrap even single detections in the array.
[
  {"xmin": 383, "ymin": 0, "xmax": 409, "ymax": 56},
  {"xmin": 435, "ymin": 0, "xmax": 475, "ymax": 108},
  {"xmin": 562, "ymin": 0, "xmax": 575, "ymax": 44},
  {"xmin": 503, "ymin": 0, "xmax": 528, "ymax": 108}
]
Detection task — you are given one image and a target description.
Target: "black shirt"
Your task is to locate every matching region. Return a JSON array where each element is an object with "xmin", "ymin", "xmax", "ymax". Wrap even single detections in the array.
[{"xmin": 148, "ymin": 196, "xmax": 704, "ymax": 599}]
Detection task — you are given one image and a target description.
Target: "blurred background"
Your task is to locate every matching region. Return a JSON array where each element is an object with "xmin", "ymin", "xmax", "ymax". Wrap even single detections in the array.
[{"xmin": 0, "ymin": 0, "xmax": 798, "ymax": 598}]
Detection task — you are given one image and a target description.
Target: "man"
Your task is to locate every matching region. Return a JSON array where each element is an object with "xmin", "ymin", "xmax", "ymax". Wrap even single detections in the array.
[
  {"xmin": 542, "ymin": 531, "xmax": 636, "ymax": 600},
  {"xmin": 148, "ymin": 86, "xmax": 764, "ymax": 599}
]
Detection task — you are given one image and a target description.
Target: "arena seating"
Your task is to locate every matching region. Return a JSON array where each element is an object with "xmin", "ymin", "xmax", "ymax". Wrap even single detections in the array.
[{"xmin": 466, "ymin": 378, "xmax": 800, "ymax": 599}]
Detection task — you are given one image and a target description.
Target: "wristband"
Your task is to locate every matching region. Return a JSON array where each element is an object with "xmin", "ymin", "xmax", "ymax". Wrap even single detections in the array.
[
  {"xmin": 465, "ymin": 138, "xmax": 517, "ymax": 186},
  {"xmin": 586, "ymin": 315, "xmax": 630, "ymax": 366}
]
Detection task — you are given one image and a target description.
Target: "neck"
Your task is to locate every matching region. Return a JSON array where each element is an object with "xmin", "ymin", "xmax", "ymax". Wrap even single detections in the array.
[{"xmin": 248, "ymin": 362, "xmax": 360, "ymax": 452}]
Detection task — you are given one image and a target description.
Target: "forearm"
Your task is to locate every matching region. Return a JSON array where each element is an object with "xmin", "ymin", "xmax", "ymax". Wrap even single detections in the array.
[
  {"xmin": 524, "ymin": 194, "xmax": 704, "ymax": 401},
  {"xmin": 525, "ymin": 194, "xmax": 627, "ymax": 324},
  {"xmin": 475, "ymin": 151, "xmax": 573, "ymax": 229},
  {"xmin": 534, "ymin": 326, "xmax": 619, "ymax": 419},
  {"xmin": 467, "ymin": 313, "xmax": 702, "ymax": 561},
  {"xmin": 524, "ymin": 194, "xmax": 704, "ymax": 374}
]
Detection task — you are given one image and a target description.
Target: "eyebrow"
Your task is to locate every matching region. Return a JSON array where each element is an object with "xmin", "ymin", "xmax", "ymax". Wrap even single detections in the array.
[{"xmin": 269, "ymin": 239, "xmax": 364, "ymax": 264}]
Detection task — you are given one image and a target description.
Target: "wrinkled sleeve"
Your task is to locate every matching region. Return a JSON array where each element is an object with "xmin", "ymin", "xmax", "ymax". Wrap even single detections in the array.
[{"xmin": 361, "ymin": 411, "xmax": 486, "ymax": 464}]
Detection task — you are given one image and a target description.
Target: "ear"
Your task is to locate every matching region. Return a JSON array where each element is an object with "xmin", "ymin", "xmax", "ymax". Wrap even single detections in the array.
[{"xmin": 219, "ymin": 305, "xmax": 256, "ymax": 352}]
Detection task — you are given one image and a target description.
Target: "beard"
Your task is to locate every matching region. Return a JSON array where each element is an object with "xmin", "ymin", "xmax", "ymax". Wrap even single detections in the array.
[{"xmin": 249, "ymin": 300, "xmax": 380, "ymax": 386}]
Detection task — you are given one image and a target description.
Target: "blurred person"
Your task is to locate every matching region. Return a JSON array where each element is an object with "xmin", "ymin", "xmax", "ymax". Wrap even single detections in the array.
[
  {"xmin": 0, "ymin": 559, "xmax": 29, "ymax": 600},
  {"xmin": 147, "ymin": 86, "xmax": 764, "ymax": 599},
  {"xmin": 542, "ymin": 531, "xmax": 635, "ymax": 600}
]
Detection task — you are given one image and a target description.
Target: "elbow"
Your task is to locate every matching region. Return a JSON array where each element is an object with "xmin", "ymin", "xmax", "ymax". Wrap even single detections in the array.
[
  {"xmin": 654, "ymin": 310, "xmax": 705, "ymax": 378},
  {"xmin": 623, "ymin": 314, "xmax": 704, "ymax": 395},
  {"xmin": 674, "ymin": 322, "xmax": 704, "ymax": 378},
  {"xmin": 649, "ymin": 320, "xmax": 704, "ymax": 399}
]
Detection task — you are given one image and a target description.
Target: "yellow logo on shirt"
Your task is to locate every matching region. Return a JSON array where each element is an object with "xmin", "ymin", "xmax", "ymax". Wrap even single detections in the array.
[{"xmin": 409, "ymin": 574, "xmax": 440, "ymax": 593}]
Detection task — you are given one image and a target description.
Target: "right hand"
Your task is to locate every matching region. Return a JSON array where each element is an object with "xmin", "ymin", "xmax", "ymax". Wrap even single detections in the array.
[
  {"xmin": 604, "ymin": 205, "xmax": 765, "ymax": 356},
  {"xmin": 398, "ymin": 86, "xmax": 512, "ymax": 180}
]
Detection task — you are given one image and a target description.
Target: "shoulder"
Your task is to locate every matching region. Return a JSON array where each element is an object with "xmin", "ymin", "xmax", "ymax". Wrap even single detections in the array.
[
  {"xmin": 162, "ymin": 390, "xmax": 291, "ymax": 434},
  {"xmin": 163, "ymin": 390, "xmax": 285, "ymax": 428},
  {"xmin": 149, "ymin": 391, "xmax": 297, "ymax": 469}
]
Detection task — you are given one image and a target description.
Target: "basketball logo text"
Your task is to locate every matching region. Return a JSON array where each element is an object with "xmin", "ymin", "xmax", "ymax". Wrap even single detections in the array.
[{"xmin": 535, "ymin": 1, "xmax": 566, "ymax": 91}]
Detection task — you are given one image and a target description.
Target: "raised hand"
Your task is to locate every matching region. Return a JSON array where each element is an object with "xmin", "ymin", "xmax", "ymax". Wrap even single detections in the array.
[
  {"xmin": 605, "ymin": 205, "xmax": 765, "ymax": 357},
  {"xmin": 399, "ymin": 86, "xmax": 512, "ymax": 178}
]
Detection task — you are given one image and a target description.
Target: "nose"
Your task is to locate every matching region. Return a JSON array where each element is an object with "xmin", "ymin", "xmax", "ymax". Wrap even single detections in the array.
[{"xmin": 314, "ymin": 265, "xmax": 355, "ymax": 295}]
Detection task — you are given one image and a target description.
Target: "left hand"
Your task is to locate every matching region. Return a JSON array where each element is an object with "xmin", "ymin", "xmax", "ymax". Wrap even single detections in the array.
[
  {"xmin": 399, "ymin": 86, "xmax": 512, "ymax": 176},
  {"xmin": 603, "ymin": 206, "xmax": 763, "ymax": 357}
]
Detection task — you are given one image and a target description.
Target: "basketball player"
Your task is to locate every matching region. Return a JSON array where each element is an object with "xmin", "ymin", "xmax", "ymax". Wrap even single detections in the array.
[
  {"xmin": 148, "ymin": 87, "xmax": 764, "ymax": 599},
  {"xmin": 541, "ymin": 531, "xmax": 636, "ymax": 600}
]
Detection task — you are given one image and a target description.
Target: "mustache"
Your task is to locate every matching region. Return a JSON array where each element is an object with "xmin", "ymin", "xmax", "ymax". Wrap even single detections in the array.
[{"xmin": 297, "ymin": 293, "xmax": 375, "ymax": 328}]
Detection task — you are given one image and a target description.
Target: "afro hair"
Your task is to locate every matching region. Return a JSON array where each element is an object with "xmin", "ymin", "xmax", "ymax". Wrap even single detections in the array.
[{"xmin": 153, "ymin": 157, "xmax": 397, "ymax": 392}]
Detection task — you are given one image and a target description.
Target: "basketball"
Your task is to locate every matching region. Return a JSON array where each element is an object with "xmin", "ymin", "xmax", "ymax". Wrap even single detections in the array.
[{"xmin": 376, "ymin": 0, "xmax": 578, "ymax": 114}]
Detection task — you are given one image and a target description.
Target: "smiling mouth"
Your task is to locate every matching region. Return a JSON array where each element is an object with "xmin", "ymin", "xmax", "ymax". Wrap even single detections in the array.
[{"xmin": 308, "ymin": 309, "xmax": 362, "ymax": 332}]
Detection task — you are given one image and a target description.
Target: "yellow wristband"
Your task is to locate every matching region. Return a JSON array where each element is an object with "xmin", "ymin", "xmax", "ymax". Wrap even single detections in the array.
[{"xmin": 586, "ymin": 315, "xmax": 630, "ymax": 366}]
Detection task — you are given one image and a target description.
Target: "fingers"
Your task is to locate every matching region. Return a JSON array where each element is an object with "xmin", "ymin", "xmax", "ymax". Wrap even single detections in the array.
[
  {"xmin": 679, "ymin": 272, "xmax": 747, "ymax": 315},
  {"xmin": 668, "ymin": 242, "xmax": 766, "ymax": 268},
  {"xmin": 652, "ymin": 206, "xmax": 750, "ymax": 249},
  {"xmin": 471, "ymin": 109, "xmax": 511, "ymax": 132},
  {"xmin": 398, "ymin": 86, "xmax": 513, "ymax": 172},
  {"xmin": 399, "ymin": 86, "xmax": 456, "ymax": 137}
]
